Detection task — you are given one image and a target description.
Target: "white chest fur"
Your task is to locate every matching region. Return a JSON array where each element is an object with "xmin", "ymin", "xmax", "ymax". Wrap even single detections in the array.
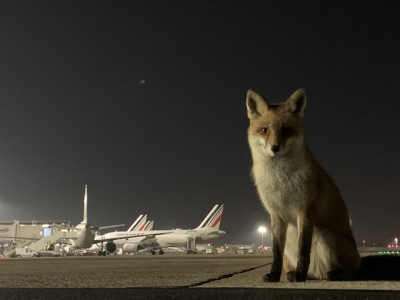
[{"xmin": 252, "ymin": 153, "xmax": 311, "ymax": 223}]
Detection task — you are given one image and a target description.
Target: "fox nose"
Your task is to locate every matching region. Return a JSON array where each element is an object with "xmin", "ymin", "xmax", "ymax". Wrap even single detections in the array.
[{"xmin": 271, "ymin": 145, "xmax": 280, "ymax": 153}]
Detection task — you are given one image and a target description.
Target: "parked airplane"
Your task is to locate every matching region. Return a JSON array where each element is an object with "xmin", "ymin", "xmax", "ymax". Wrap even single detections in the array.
[
  {"xmin": 89, "ymin": 217, "xmax": 159, "ymax": 255},
  {"xmin": 67, "ymin": 185, "xmax": 128, "ymax": 249},
  {"xmin": 104, "ymin": 204, "xmax": 226, "ymax": 255}
]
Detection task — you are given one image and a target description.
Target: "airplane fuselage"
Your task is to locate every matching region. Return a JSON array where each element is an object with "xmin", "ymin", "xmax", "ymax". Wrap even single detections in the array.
[
  {"xmin": 102, "ymin": 229, "xmax": 226, "ymax": 250},
  {"xmin": 70, "ymin": 223, "xmax": 96, "ymax": 249}
]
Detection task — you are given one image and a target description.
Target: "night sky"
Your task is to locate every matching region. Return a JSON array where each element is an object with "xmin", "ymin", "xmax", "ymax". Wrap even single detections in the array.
[{"xmin": 1, "ymin": 1, "xmax": 399, "ymax": 246}]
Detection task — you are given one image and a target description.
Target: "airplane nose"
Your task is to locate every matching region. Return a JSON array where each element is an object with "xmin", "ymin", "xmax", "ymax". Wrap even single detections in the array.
[{"xmin": 271, "ymin": 145, "xmax": 280, "ymax": 153}]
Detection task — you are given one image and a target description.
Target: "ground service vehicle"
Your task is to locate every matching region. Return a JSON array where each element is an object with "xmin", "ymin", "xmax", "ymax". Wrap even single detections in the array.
[{"xmin": 15, "ymin": 247, "xmax": 40, "ymax": 258}]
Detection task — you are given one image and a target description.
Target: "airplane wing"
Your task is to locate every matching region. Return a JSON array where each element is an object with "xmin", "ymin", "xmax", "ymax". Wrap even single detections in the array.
[
  {"xmin": 92, "ymin": 224, "xmax": 125, "ymax": 231},
  {"xmin": 202, "ymin": 230, "xmax": 226, "ymax": 236},
  {"xmin": 134, "ymin": 234, "xmax": 159, "ymax": 244},
  {"xmin": 93, "ymin": 231, "xmax": 172, "ymax": 243},
  {"xmin": 129, "ymin": 235, "xmax": 164, "ymax": 249}
]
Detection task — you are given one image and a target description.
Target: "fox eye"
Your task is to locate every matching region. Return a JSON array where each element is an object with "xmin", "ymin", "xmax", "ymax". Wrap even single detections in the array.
[
  {"xmin": 282, "ymin": 127, "xmax": 292, "ymax": 134},
  {"xmin": 261, "ymin": 127, "xmax": 268, "ymax": 134}
]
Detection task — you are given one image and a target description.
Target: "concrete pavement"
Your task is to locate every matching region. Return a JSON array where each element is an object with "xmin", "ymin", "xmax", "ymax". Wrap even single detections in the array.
[{"xmin": 0, "ymin": 254, "xmax": 399, "ymax": 299}]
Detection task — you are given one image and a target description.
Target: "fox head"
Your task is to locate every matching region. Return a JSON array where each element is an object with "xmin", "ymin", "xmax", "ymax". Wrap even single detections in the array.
[{"xmin": 246, "ymin": 88, "xmax": 307, "ymax": 157}]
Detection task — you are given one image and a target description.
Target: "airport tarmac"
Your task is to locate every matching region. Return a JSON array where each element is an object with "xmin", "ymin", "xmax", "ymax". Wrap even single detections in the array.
[{"xmin": 0, "ymin": 254, "xmax": 399, "ymax": 299}]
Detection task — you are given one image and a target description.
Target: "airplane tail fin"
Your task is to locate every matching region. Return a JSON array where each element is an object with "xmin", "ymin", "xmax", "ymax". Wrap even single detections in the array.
[
  {"xmin": 83, "ymin": 184, "xmax": 88, "ymax": 224},
  {"xmin": 128, "ymin": 215, "xmax": 147, "ymax": 231},
  {"xmin": 195, "ymin": 204, "xmax": 224, "ymax": 230},
  {"xmin": 144, "ymin": 220, "xmax": 154, "ymax": 231}
]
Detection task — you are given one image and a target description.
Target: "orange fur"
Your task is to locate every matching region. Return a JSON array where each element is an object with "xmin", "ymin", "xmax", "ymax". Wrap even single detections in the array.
[{"xmin": 246, "ymin": 89, "xmax": 360, "ymax": 281}]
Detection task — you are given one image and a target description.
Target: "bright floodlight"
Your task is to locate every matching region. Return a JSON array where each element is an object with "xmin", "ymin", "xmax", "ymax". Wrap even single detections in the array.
[
  {"xmin": 258, "ymin": 226, "xmax": 266, "ymax": 233},
  {"xmin": 258, "ymin": 226, "xmax": 267, "ymax": 247}
]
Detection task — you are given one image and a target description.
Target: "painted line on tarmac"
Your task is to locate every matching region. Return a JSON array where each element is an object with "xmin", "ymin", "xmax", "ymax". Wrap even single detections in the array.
[{"xmin": 181, "ymin": 263, "xmax": 271, "ymax": 288}]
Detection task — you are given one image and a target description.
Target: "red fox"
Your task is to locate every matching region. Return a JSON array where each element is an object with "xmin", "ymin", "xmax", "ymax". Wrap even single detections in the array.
[{"xmin": 246, "ymin": 88, "xmax": 361, "ymax": 282}]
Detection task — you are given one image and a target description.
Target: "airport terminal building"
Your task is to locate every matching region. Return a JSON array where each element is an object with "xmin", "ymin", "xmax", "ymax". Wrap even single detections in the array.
[{"xmin": 0, "ymin": 219, "xmax": 75, "ymax": 256}]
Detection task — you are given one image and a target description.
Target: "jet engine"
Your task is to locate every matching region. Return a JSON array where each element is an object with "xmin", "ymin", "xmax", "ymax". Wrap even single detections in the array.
[
  {"xmin": 122, "ymin": 242, "xmax": 145, "ymax": 253},
  {"xmin": 105, "ymin": 242, "xmax": 117, "ymax": 253}
]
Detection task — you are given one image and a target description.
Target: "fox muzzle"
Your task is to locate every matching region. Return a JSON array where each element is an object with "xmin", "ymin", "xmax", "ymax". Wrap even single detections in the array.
[{"xmin": 271, "ymin": 145, "xmax": 280, "ymax": 153}]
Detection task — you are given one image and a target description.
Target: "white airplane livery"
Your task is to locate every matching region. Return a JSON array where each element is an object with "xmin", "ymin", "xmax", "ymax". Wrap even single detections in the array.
[
  {"xmin": 90, "ymin": 215, "xmax": 163, "ymax": 255},
  {"xmin": 103, "ymin": 204, "xmax": 225, "ymax": 255},
  {"xmin": 143, "ymin": 220, "xmax": 154, "ymax": 231},
  {"xmin": 126, "ymin": 214, "xmax": 148, "ymax": 232},
  {"xmin": 69, "ymin": 185, "xmax": 125, "ymax": 249}
]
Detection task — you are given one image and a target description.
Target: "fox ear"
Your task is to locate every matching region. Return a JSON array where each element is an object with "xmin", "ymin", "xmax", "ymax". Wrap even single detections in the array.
[
  {"xmin": 246, "ymin": 90, "xmax": 269, "ymax": 120},
  {"xmin": 285, "ymin": 88, "xmax": 307, "ymax": 117}
]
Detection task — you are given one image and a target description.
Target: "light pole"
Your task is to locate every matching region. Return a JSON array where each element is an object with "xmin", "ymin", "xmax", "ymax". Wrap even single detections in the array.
[{"xmin": 258, "ymin": 226, "xmax": 266, "ymax": 247}]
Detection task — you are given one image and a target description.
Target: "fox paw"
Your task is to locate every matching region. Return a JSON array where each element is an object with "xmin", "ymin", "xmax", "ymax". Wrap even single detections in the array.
[
  {"xmin": 287, "ymin": 271, "xmax": 307, "ymax": 282},
  {"xmin": 262, "ymin": 272, "xmax": 280, "ymax": 282}
]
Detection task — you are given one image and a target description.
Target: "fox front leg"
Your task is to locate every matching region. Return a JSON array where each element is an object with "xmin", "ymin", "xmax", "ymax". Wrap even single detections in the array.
[
  {"xmin": 287, "ymin": 215, "xmax": 313, "ymax": 282},
  {"xmin": 263, "ymin": 215, "xmax": 287, "ymax": 282}
]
